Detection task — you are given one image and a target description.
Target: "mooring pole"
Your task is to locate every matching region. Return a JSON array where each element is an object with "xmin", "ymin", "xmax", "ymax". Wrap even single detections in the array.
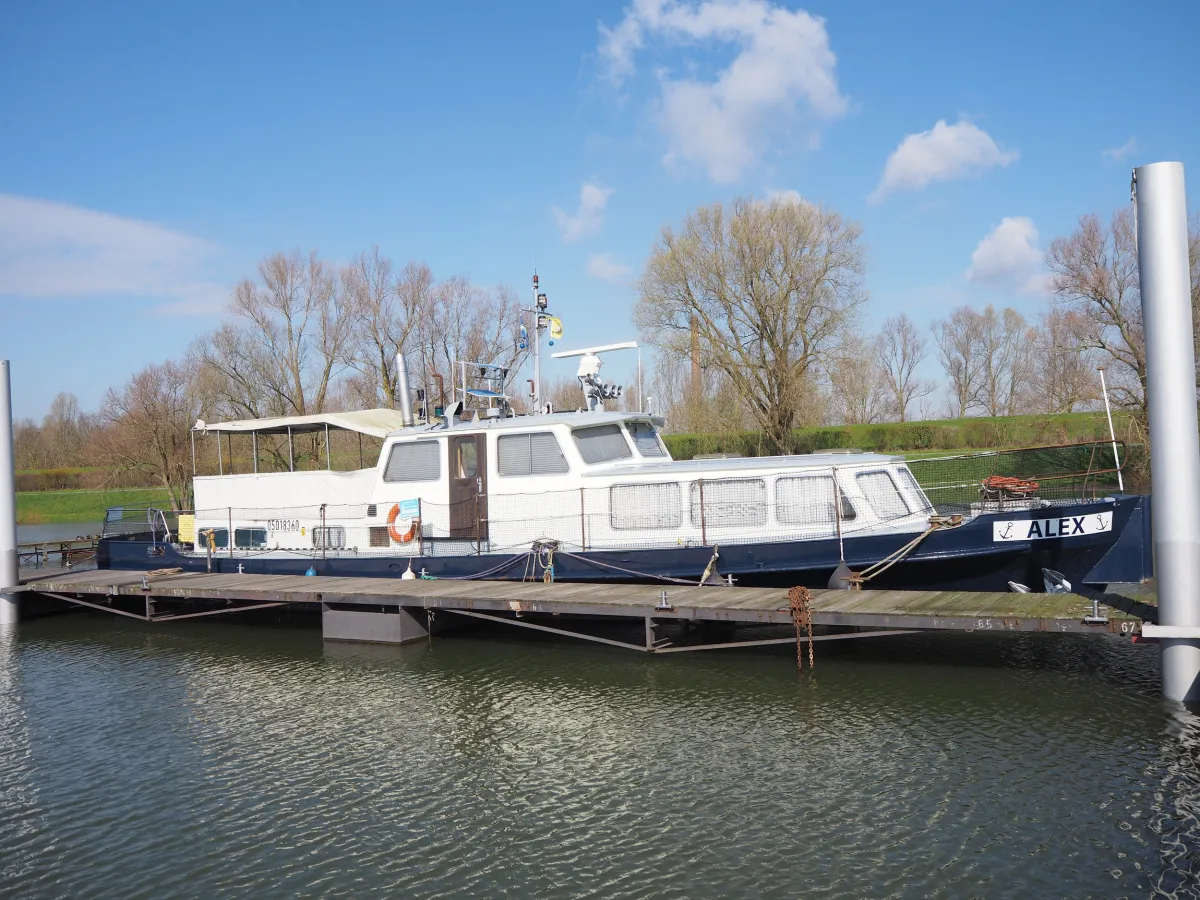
[
  {"xmin": 0, "ymin": 360, "xmax": 19, "ymax": 625},
  {"xmin": 1135, "ymin": 162, "xmax": 1200, "ymax": 702}
]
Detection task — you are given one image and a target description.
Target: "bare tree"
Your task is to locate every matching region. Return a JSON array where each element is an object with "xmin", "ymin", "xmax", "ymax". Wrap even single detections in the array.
[
  {"xmin": 201, "ymin": 250, "xmax": 353, "ymax": 420},
  {"xmin": 978, "ymin": 306, "xmax": 1036, "ymax": 416},
  {"xmin": 827, "ymin": 340, "xmax": 888, "ymax": 425},
  {"xmin": 1028, "ymin": 307, "xmax": 1100, "ymax": 413},
  {"xmin": 343, "ymin": 251, "xmax": 427, "ymax": 407},
  {"xmin": 635, "ymin": 197, "xmax": 866, "ymax": 453},
  {"xmin": 934, "ymin": 307, "xmax": 987, "ymax": 417},
  {"xmin": 875, "ymin": 313, "xmax": 933, "ymax": 422},
  {"xmin": 1046, "ymin": 210, "xmax": 1145, "ymax": 412},
  {"xmin": 98, "ymin": 359, "xmax": 209, "ymax": 510},
  {"xmin": 410, "ymin": 276, "xmax": 528, "ymax": 407}
]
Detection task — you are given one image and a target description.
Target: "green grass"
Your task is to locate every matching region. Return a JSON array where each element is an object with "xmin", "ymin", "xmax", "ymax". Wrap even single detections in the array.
[
  {"xmin": 17, "ymin": 488, "xmax": 173, "ymax": 524},
  {"xmin": 662, "ymin": 411, "xmax": 1134, "ymax": 460}
]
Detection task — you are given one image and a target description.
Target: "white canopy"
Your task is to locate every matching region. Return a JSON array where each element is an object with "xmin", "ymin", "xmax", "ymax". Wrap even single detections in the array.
[{"xmin": 194, "ymin": 408, "xmax": 409, "ymax": 439}]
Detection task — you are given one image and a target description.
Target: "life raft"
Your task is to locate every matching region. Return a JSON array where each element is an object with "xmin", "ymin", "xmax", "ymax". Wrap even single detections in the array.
[{"xmin": 387, "ymin": 504, "xmax": 419, "ymax": 543}]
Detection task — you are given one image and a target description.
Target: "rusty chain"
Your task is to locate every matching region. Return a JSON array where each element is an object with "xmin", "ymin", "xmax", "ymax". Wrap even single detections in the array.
[{"xmin": 787, "ymin": 585, "xmax": 814, "ymax": 671}]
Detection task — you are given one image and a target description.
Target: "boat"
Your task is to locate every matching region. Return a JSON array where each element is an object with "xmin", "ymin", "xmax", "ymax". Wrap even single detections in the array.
[{"xmin": 97, "ymin": 344, "xmax": 1152, "ymax": 593}]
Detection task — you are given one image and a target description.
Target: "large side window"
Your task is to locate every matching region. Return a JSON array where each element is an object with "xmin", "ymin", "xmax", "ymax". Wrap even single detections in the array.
[
  {"xmin": 689, "ymin": 478, "xmax": 766, "ymax": 528},
  {"xmin": 573, "ymin": 424, "xmax": 633, "ymax": 465},
  {"xmin": 610, "ymin": 483, "xmax": 682, "ymax": 529},
  {"xmin": 627, "ymin": 421, "xmax": 666, "ymax": 458},
  {"xmin": 856, "ymin": 470, "xmax": 911, "ymax": 520},
  {"xmin": 234, "ymin": 527, "xmax": 267, "ymax": 549},
  {"xmin": 383, "ymin": 440, "xmax": 441, "ymax": 483},
  {"xmin": 498, "ymin": 432, "xmax": 569, "ymax": 476},
  {"xmin": 775, "ymin": 475, "xmax": 856, "ymax": 529}
]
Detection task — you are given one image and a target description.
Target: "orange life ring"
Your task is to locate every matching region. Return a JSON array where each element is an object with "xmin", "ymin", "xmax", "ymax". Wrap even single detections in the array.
[{"xmin": 387, "ymin": 504, "xmax": 419, "ymax": 543}]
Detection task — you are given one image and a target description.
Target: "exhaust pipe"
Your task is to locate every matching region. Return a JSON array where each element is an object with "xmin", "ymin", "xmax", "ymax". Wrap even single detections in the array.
[{"xmin": 395, "ymin": 352, "xmax": 415, "ymax": 426}]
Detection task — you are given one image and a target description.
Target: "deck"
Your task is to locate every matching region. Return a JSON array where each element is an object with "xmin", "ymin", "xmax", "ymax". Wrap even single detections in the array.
[{"xmin": 10, "ymin": 569, "xmax": 1149, "ymax": 644}]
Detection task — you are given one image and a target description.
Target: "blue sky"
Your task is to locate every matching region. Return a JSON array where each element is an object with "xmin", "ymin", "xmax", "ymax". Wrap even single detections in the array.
[{"xmin": 1, "ymin": 0, "xmax": 1197, "ymax": 420}]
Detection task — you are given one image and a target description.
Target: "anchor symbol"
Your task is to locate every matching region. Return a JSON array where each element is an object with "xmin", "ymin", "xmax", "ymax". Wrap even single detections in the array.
[{"xmin": 999, "ymin": 523, "xmax": 1014, "ymax": 539}]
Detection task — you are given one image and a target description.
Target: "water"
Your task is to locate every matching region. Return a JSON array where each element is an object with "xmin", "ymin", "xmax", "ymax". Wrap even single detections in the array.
[
  {"xmin": 2, "ymin": 616, "xmax": 1199, "ymax": 899},
  {"xmin": 17, "ymin": 522, "xmax": 101, "ymax": 543}
]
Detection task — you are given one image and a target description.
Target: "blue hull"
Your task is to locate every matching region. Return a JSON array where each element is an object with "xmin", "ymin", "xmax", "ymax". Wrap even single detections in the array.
[{"xmin": 99, "ymin": 495, "xmax": 1152, "ymax": 591}]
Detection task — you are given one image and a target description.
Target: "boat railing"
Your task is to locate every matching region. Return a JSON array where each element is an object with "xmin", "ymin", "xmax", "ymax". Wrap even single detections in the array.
[{"xmin": 906, "ymin": 440, "xmax": 1126, "ymax": 516}]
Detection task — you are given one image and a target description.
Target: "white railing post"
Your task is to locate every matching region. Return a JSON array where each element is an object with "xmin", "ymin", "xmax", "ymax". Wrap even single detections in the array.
[{"xmin": 1135, "ymin": 162, "xmax": 1200, "ymax": 702}]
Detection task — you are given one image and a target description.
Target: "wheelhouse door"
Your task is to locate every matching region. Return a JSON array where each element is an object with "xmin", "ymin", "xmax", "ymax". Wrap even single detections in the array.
[{"xmin": 449, "ymin": 434, "xmax": 488, "ymax": 542}]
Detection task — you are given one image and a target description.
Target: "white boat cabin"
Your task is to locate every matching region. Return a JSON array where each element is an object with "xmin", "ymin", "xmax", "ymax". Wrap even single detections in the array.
[{"xmin": 189, "ymin": 408, "xmax": 934, "ymax": 558}]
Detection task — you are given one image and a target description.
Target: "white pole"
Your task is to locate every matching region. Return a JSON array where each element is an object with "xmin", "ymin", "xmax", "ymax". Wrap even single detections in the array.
[
  {"xmin": 1134, "ymin": 162, "xmax": 1200, "ymax": 703},
  {"xmin": 0, "ymin": 360, "xmax": 19, "ymax": 625},
  {"xmin": 1097, "ymin": 367, "xmax": 1124, "ymax": 491},
  {"xmin": 637, "ymin": 347, "xmax": 643, "ymax": 413}
]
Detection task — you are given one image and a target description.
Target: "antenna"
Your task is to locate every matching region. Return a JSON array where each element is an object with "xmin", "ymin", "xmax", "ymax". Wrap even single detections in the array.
[{"xmin": 549, "ymin": 341, "xmax": 638, "ymax": 359}]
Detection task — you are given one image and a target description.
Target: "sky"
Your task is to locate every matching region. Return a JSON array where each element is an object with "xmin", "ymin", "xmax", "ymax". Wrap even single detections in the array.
[{"xmin": 1, "ymin": 0, "xmax": 1197, "ymax": 420}]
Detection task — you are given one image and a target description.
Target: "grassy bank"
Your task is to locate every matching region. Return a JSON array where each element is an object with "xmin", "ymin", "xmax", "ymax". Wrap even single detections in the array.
[
  {"xmin": 662, "ymin": 411, "xmax": 1133, "ymax": 460},
  {"xmin": 17, "ymin": 488, "xmax": 173, "ymax": 524}
]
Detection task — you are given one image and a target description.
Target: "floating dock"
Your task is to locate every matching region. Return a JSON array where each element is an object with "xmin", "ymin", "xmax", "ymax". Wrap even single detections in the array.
[{"xmin": 10, "ymin": 569, "xmax": 1153, "ymax": 654}]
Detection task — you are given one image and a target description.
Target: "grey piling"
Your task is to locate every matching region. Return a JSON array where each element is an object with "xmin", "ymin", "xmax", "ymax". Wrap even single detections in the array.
[
  {"xmin": 1135, "ymin": 162, "xmax": 1200, "ymax": 702},
  {"xmin": 0, "ymin": 360, "xmax": 19, "ymax": 625}
]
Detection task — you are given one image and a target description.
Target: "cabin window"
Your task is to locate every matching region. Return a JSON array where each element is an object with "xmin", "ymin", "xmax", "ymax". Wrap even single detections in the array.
[
  {"xmin": 457, "ymin": 442, "xmax": 478, "ymax": 478},
  {"xmin": 383, "ymin": 440, "xmax": 441, "ymax": 483},
  {"xmin": 234, "ymin": 527, "xmax": 267, "ymax": 549},
  {"xmin": 312, "ymin": 526, "xmax": 347, "ymax": 550},
  {"xmin": 856, "ymin": 470, "xmax": 911, "ymax": 520},
  {"xmin": 896, "ymin": 467, "xmax": 931, "ymax": 512},
  {"xmin": 498, "ymin": 432, "xmax": 569, "ymax": 476},
  {"xmin": 775, "ymin": 475, "xmax": 856, "ymax": 529},
  {"xmin": 573, "ymin": 424, "xmax": 633, "ymax": 465},
  {"xmin": 610, "ymin": 483, "xmax": 681, "ymax": 529},
  {"xmin": 627, "ymin": 422, "xmax": 666, "ymax": 458},
  {"xmin": 200, "ymin": 527, "xmax": 229, "ymax": 548},
  {"xmin": 690, "ymin": 478, "xmax": 767, "ymax": 528}
]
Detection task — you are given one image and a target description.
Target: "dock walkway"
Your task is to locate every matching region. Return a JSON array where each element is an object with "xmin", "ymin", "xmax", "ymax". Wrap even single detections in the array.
[{"xmin": 10, "ymin": 569, "xmax": 1148, "ymax": 652}]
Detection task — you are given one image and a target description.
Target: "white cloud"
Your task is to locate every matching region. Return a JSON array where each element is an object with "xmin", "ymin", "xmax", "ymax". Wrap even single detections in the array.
[
  {"xmin": 586, "ymin": 253, "xmax": 633, "ymax": 284},
  {"xmin": 0, "ymin": 193, "xmax": 226, "ymax": 314},
  {"xmin": 1102, "ymin": 137, "xmax": 1138, "ymax": 162},
  {"xmin": 764, "ymin": 188, "xmax": 810, "ymax": 206},
  {"xmin": 553, "ymin": 183, "xmax": 612, "ymax": 243},
  {"xmin": 599, "ymin": 0, "xmax": 848, "ymax": 183},
  {"xmin": 966, "ymin": 216, "xmax": 1047, "ymax": 294},
  {"xmin": 870, "ymin": 119, "xmax": 1017, "ymax": 203}
]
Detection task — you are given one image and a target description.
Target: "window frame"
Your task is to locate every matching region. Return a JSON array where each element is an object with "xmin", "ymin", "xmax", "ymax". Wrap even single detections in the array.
[{"xmin": 383, "ymin": 439, "xmax": 442, "ymax": 483}]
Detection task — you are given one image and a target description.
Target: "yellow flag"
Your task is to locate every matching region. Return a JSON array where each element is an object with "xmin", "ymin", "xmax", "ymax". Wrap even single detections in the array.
[{"xmin": 549, "ymin": 317, "xmax": 563, "ymax": 339}]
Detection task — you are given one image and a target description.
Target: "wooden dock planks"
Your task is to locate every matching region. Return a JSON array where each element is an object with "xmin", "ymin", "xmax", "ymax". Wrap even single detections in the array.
[{"xmin": 9, "ymin": 568, "xmax": 1143, "ymax": 635}]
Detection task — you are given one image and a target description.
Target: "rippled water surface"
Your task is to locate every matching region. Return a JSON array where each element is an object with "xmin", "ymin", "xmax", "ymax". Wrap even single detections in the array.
[{"xmin": 3, "ymin": 614, "xmax": 1200, "ymax": 899}]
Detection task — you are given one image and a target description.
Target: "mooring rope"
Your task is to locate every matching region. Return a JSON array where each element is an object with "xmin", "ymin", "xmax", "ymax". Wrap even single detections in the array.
[{"xmin": 846, "ymin": 515, "xmax": 963, "ymax": 589}]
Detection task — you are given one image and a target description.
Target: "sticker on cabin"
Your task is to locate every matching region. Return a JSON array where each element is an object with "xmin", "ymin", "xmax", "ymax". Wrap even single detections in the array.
[
  {"xmin": 992, "ymin": 512, "xmax": 1112, "ymax": 542},
  {"xmin": 397, "ymin": 499, "xmax": 420, "ymax": 518}
]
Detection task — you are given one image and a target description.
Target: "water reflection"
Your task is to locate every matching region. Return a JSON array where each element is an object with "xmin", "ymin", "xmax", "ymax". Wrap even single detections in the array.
[{"xmin": 1, "ymin": 617, "xmax": 1195, "ymax": 898}]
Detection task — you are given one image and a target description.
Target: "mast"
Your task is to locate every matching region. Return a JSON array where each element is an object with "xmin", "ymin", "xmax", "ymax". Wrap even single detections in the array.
[
  {"xmin": 532, "ymin": 274, "xmax": 541, "ymax": 411},
  {"xmin": 524, "ymin": 274, "xmax": 552, "ymax": 412}
]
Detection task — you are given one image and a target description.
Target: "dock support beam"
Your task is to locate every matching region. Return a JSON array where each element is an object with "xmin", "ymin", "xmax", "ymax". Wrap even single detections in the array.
[
  {"xmin": 1135, "ymin": 162, "xmax": 1200, "ymax": 702},
  {"xmin": 0, "ymin": 360, "xmax": 18, "ymax": 625}
]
